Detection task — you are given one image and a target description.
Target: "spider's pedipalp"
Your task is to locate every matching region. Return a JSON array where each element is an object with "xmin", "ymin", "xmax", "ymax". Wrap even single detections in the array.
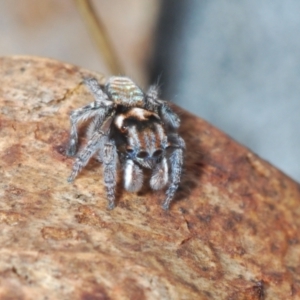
[
  {"xmin": 123, "ymin": 159, "xmax": 143, "ymax": 192},
  {"xmin": 150, "ymin": 157, "xmax": 168, "ymax": 190}
]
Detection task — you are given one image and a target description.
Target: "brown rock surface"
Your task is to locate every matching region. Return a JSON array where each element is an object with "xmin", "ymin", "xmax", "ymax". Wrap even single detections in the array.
[{"xmin": 0, "ymin": 56, "xmax": 300, "ymax": 299}]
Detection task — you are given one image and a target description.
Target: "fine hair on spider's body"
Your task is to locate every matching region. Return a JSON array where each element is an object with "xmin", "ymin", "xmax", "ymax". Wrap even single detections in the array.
[{"xmin": 67, "ymin": 76, "xmax": 185, "ymax": 210}]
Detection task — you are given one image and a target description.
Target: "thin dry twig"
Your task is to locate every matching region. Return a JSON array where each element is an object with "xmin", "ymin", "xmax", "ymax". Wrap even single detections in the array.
[{"xmin": 74, "ymin": 0, "xmax": 124, "ymax": 75}]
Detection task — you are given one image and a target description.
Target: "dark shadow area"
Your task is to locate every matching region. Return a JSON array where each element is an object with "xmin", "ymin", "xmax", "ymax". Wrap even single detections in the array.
[{"xmin": 149, "ymin": 0, "xmax": 191, "ymax": 99}]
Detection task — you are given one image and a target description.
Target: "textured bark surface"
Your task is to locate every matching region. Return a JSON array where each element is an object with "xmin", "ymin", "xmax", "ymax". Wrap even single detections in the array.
[{"xmin": 0, "ymin": 56, "xmax": 300, "ymax": 299}]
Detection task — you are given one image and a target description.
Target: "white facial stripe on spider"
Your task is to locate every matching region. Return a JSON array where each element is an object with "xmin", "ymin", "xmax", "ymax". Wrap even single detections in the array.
[{"xmin": 67, "ymin": 76, "xmax": 185, "ymax": 210}]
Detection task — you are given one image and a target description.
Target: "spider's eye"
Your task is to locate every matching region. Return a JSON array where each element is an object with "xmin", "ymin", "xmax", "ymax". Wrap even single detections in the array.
[
  {"xmin": 137, "ymin": 151, "xmax": 149, "ymax": 159},
  {"xmin": 126, "ymin": 148, "xmax": 134, "ymax": 154},
  {"xmin": 152, "ymin": 149, "xmax": 163, "ymax": 158},
  {"xmin": 121, "ymin": 125, "xmax": 128, "ymax": 131}
]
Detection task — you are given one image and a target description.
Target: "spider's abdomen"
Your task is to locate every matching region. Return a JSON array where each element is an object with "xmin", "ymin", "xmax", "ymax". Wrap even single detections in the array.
[{"xmin": 105, "ymin": 76, "xmax": 144, "ymax": 107}]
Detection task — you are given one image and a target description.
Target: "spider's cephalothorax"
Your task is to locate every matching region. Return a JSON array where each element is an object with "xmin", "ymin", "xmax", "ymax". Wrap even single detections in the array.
[{"xmin": 67, "ymin": 76, "xmax": 185, "ymax": 210}]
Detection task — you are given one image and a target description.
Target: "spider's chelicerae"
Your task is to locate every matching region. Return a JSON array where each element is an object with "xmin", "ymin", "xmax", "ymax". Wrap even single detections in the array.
[{"xmin": 66, "ymin": 76, "xmax": 185, "ymax": 210}]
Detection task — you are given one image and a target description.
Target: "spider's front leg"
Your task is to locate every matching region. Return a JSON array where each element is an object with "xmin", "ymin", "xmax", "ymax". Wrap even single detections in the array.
[
  {"xmin": 67, "ymin": 130, "xmax": 107, "ymax": 182},
  {"xmin": 66, "ymin": 78, "xmax": 112, "ymax": 157},
  {"xmin": 99, "ymin": 139, "xmax": 118, "ymax": 210},
  {"xmin": 162, "ymin": 134, "xmax": 185, "ymax": 210},
  {"xmin": 67, "ymin": 104, "xmax": 105, "ymax": 156}
]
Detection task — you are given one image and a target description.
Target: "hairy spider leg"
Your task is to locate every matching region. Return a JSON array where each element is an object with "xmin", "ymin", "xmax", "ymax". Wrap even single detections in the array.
[
  {"xmin": 100, "ymin": 138, "xmax": 118, "ymax": 210},
  {"xmin": 159, "ymin": 103, "xmax": 181, "ymax": 130},
  {"xmin": 67, "ymin": 105, "xmax": 112, "ymax": 156},
  {"xmin": 66, "ymin": 78, "xmax": 112, "ymax": 156},
  {"xmin": 146, "ymin": 86, "xmax": 180, "ymax": 130},
  {"xmin": 84, "ymin": 77, "xmax": 112, "ymax": 107},
  {"xmin": 144, "ymin": 85, "xmax": 160, "ymax": 112},
  {"xmin": 162, "ymin": 134, "xmax": 185, "ymax": 210},
  {"xmin": 67, "ymin": 130, "xmax": 107, "ymax": 182}
]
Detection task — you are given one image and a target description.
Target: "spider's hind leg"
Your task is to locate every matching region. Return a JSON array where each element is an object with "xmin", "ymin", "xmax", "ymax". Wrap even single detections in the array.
[
  {"xmin": 66, "ymin": 78, "xmax": 112, "ymax": 157},
  {"xmin": 145, "ymin": 85, "xmax": 160, "ymax": 112},
  {"xmin": 67, "ymin": 103, "xmax": 102, "ymax": 156},
  {"xmin": 145, "ymin": 85, "xmax": 180, "ymax": 129}
]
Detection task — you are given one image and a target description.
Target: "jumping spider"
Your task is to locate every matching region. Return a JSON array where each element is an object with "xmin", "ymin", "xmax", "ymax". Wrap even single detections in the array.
[{"xmin": 67, "ymin": 76, "xmax": 185, "ymax": 210}]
